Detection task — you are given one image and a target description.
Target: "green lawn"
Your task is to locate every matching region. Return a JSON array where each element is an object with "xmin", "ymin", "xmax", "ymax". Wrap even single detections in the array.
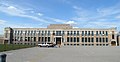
[{"xmin": 0, "ymin": 44, "xmax": 35, "ymax": 52}]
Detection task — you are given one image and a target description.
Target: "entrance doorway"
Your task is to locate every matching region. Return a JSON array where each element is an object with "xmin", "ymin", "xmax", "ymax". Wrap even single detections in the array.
[
  {"xmin": 111, "ymin": 41, "xmax": 116, "ymax": 46},
  {"xmin": 56, "ymin": 37, "xmax": 61, "ymax": 45}
]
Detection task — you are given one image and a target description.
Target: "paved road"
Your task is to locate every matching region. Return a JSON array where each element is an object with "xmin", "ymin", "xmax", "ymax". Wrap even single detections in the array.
[{"xmin": 1, "ymin": 46, "xmax": 120, "ymax": 62}]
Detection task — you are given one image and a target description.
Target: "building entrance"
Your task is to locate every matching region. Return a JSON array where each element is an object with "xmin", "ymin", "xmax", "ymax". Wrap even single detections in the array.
[
  {"xmin": 111, "ymin": 41, "xmax": 116, "ymax": 46},
  {"xmin": 56, "ymin": 37, "xmax": 61, "ymax": 45}
]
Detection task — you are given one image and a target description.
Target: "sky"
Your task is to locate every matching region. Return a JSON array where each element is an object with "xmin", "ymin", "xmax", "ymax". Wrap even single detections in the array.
[{"xmin": 0, "ymin": 0, "xmax": 120, "ymax": 35}]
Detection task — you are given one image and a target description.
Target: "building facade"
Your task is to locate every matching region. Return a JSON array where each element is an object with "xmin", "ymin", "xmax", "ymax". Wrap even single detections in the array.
[
  {"xmin": 0, "ymin": 37, "xmax": 4, "ymax": 44},
  {"xmin": 4, "ymin": 24, "xmax": 118, "ymax": 46}
]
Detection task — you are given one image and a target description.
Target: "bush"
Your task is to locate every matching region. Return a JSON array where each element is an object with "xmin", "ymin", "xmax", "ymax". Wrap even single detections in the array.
[{"xmin": 0, "ymin": 44, "xmax": 35, "ymax": 52}]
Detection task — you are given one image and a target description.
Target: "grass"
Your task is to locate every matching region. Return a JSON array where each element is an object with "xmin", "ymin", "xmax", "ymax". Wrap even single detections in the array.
[{"xmin": 0, "ymin": 44, "xmax": 35, "ymax": 52}]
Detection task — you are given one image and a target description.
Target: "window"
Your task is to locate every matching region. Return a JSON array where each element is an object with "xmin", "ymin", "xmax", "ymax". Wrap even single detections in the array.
[
  {"xmin": 38, "ymin": 37, "xmax": 41, "ymax": 41},
  {"xmin": 99, "ymin": 31, "xmax": 101, "ymax": 35},
  {"xmin": 67, "ymin": 37, "xmax": 69, "ymax": 42},
  {"xmin": 42, "ymin": 31, "xmax": 44, "ymax": 35},
  {"xmin": 31, "ymin": 31, "xmax": 33, "ymax": 35},
  {"xmin": 106, "ymin": 38, "xmax": 108, "ymax": 42},
  {"xmin": 71, "ymin": 31, "xmax": 73, "ymax": 35},
  {"xmin": 112, "ymin": 34, "xmax": 114, "ymax": 39},
  {"xmin": 106, "ymin": 31, "xmax": 108, "ymax": 36},
  {"xmin": 70, "ymin": 37, "xmax": 72, "ymax": 42},
  {"xmin": 82, "ymin": 37, "xmax": 84, "ymax": 42},
  {"xmin": 20, "ymin": 37, "xmax": 23, "ymax": 41},
  {"xmin": 34, "ymin": 37, "xmax": 36, "ymax": 42},
  {"xmin": 48, "ymin": 31, "xmax": 50, "ymax": 36},
  {"xmin": 77, "ymin": 37, "xmax": 79, "ymax": 42},
  {"xmin": 56, "ymin": 31, "xmax": 61, "ymax": 36},
  {"xmin": 74, "ymin": 37, "xmax": 76, "ymax": 42},
  {"xmin": 91, "ymin": 31, "xmax": 94, "ymax": 36},
  {"xmin": 67, "ymin": 44, "xmax": 69, "ymax": 45},
  {"xmin": 88, "ymin": 37, "xmax": 90, "ymax": 42},
  {"xmin": 25, "ymin": 37, "xmax": 27, "ymax": 41},
  {"xmin": 38, "ymin": 31, "xmax": 41, "ymax": 35},
  {"xmin": 74, "ymin": 31, "xmax": 76, "ymax": 36},
  {"xmin": 77, "ymin": 31, "xmax": 79, "ymax": 35},
  {"xmin": 62, "ymin": 31, "xmax": 64, "ymax": 35},
  {"xmin": 28, "ymin": 37, "xmax": 30, "ymax": 41},
  {"xmin": 48, "ymin": 37, "xmax": 50, "ymax": 42},
  {"xmin": 91, "ymin": 37, "xmax": 94, "ymax": 42},
  {"xmin": 96, "ymin": 37, "xmax": 98, "ymax": 42},
  {"xmin": 103, "ymin": 31, "xmax": 104, "ymax": 35},
  {"xmin": 96, "ymin": 31, "xmax": 98, "ymax": 36},
  {"xmin": 77, "ymin": 44, "xmax": 79, "ymax": 46},
  {"xmin": 82, "ymin": 31, "xmax": 84, "ymax": 36},
  {"xmin": 67, "ymin": 31, "xmax": 69, "ymax": 35},
  {"xmin": 88, "ymin": 31, "xmax": 90, "ymax": 36},
  {"xmin": 42, "ymin": 37, "xmax": 44, "ymax": 42},
  {"xmin": 45, "ymin": 31, "xmax": 47, "ymax": 35},
  {"xmin": 103, "ymin": 38, "xmax": 105, "ymax": 42},
  {"xmin": 85, "ymin": 37, "xmax": 87, "ymax": 42},
  {"xmin": 85, "ymin": 31, "xmax": 87, "ymax": 36},
  {"xmin": 99, "ymin": 38, "xmax": 101, "ymax": 42}
]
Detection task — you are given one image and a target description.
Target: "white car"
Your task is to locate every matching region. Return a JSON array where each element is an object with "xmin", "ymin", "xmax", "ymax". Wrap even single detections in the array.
[{"xmin": 38, "ymin": 43, "xmax": 49, "ymax": 47}]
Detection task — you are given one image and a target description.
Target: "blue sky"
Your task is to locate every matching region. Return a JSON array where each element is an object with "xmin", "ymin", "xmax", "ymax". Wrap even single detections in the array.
[{"xmin": 0, "ymin": 0, "xmax": 120, "ymax": 34}]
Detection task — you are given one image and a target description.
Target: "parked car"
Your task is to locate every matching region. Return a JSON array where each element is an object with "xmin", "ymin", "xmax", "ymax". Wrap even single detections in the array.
[
  {"xmin": 47, "ymin": 43, "xmax": 56, "ymax": 47},
  {"xmin": 38, "ymin": 43, "xmax": 49, "ymax": 47},
  {"xmin": 38, "ymin": 43, "xmax": 56, "ymax": 47}
]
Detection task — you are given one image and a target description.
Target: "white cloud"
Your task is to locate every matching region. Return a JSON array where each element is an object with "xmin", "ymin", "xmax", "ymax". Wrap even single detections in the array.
[
  {"xmin": 72, "ymin": 2, "xmax": 120, "ymax": 29},
  {"xmin": 37, "ymin": 13, "xmax": 43, "ymax": 16},
  {"xmin": 0, "ymin": 3, "xmax": 49, "ymax": 23},
  {"xmin": 0, "ymin": 19, "xmax": 6, "ymax": 24},
  {"xmin": 66, "ymin": 21, "xmax": 77, "ymax": 25},
  {"xmin": 48, "ymin": 18, "xmax": 66, "ymax": 23}
]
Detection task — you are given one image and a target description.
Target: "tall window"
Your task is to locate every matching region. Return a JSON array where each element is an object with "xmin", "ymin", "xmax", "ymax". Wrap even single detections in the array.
[
  {"xmin": 77, "ymin": 31, "xmax": 79, "ymax": 35},
  {"xmin": 77, "ymin": 37, "xmax": 79, "ymax": 42},
  {"xmin": 31, "ymin": 31, "xmax": 33, "ymax": 35},
  {"xmin": 48, "ymin": 37, "xmax": 50, "ymax": 42},
  {"xmin": 91, "ymin": 37, "xmax": 94, "ymax": 42},
  {"xmin": 67, "ymin": 31, "xmax": 69, "ymax": 35},
  {"xmin": 42, "ymin": 31, "xmax": 44, "ymax": 35},
  {"xmin": 96, "ymin": 37, "xmax": 98, "ymax": 42},
  {"xmin": 103, "ymin": 38, "xmax": 105, "ymax": 42},
  {"xmin": 56, "ymin": 31, "xmax": 61, "ymax": 36},
  {"xmin": 96, "ymin": 31, "xmax": 98, "ymax": 36},
  {"xmin": 82, "ymin": 31, "xmax": 84, "ymax": 36},
  {"xmin": 103, "ymin": 31, "xmax": 104, "ymax": 35},
  {"xmin": 67, "ymin": 37, "xmax": 69, "ymax": 42},
  {"xmin": 82, "ymin": 37, "xmax": 84, "ymax": 42},
  {"xmin": 48, "ymin": 31, "xmax": 50, "ymax": 36},
  {"xmin": 71, "ymin": 31, "xmax": 73, "ymax": 35},
  {"xmin": 106, "ymin": 31, "xmax": 108, "ymax": 36},
  {"xmin": 99, "ymin": 38, "xmax": 101, "ymax": 42},
  {"xmin": 74, "ymin": 37, "xmax": 76, "ymax": 42},
  {"xmin": 99, "ymin": 31, "xmax": 101, "ymax": 35},
  {"xmin": 70, "ymin": 37, "xmax": 72, "ymax": 42},
  {"xmin": 91, "ymin": 31, "xmax": 94, "ymax": 36},
  {"xmin": 62, "ymin": 31, "xmax": 64, "ymax": 35},
  {"xmin": 34, "ymin": 37, "xmax": 36, "ymax": 42},
  {"xmin": 106, "ymin": 38, "xmax": 108, "ymax": 42},
  {"xmin": 85, "ymin": 37, "xmax": 87, "ymax": 42},
  {"xmin": 74, "ymin": 31, "xmax": 76, "ymax": 36},
  {"xmin": 34, "ymin": 30, "xmax": 36, "ymax": 35},
  {"xmin": 45, "ymin": 31, "xmax": 47, "ymax": 35},
  {"xmin": 112, "ymin": 34, "xmax": 114, "ymax": 39},
  {"xmin": 88, "ymin": 37, "xmax": 90, "ymax": 42},
  {"xmin": 85, "ymin": 31, "xmax": 87, "ymax": 36}
]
